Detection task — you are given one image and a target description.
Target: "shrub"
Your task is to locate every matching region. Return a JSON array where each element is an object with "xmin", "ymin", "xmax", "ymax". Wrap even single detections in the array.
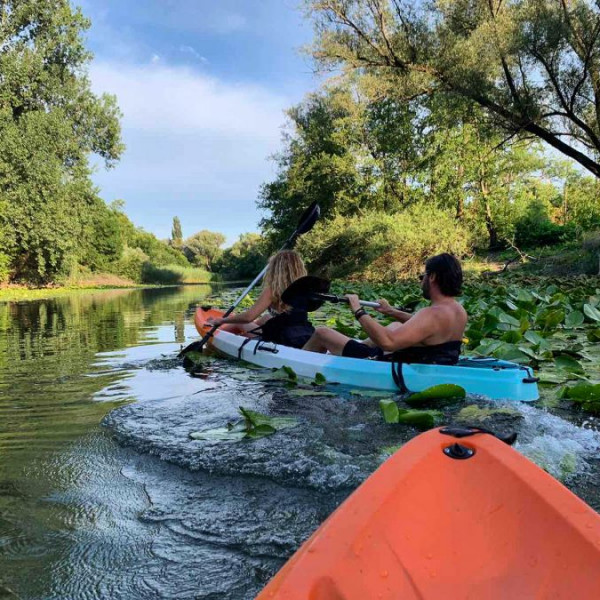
[
  {"xmin": 109, "ymin": 247, "xmax": 149, "ymax": 283},
  {"xmin": 215, "ymin": 233, "xmax": 267, "ymax": 280},
  {"xmin": 297, "ymin": 204, "xmax": 472, "ymax": 281},
  {"xmin": 0, "ymin": 252, "xmax": 10, "ymax": 284}
]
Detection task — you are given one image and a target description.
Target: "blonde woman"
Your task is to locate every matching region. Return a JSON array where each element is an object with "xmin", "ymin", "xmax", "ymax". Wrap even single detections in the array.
[{"xmin": 206, "ymin": 250, "xmax": 315, "ymax": 348}]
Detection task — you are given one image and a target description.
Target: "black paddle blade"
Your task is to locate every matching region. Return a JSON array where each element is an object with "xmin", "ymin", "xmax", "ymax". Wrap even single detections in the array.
[
  {"xmin": 281, "ymin": 275, "xmax": 331, "ymax": 312},
  {"xmin": 178, "ymin": 339, "xmax": 205, "ymax": 357},
  {"xmin": 295, "ymin": 202, "xmax": 320, "ymax": 236}
]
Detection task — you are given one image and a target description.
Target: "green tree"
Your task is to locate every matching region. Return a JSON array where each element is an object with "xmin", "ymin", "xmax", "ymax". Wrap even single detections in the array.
[
  {"xmin": 258, "ymin": 86, "xmax": 422, "ymax": 248},
  {"xmin": 305, "ymin": 0, "xmax": 600, "ymax": 178},
  {"xmin": 0, "ymin": 0, "xmax": 123, "ymax": 282},
  {"xmin": 171, "ymin": 216, "xmax": 183, "ymax": 249},
  {"xmin": 183, "ymin": 230, "xmax": 226, "ymax": 270},
  {"xmin": 215, "ymin": 233, "xmax": 267, "ymax": 280}
]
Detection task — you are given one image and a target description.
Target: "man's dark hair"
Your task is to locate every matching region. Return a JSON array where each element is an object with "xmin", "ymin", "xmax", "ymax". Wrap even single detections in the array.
[{"xmin": 425, "ymin": 253, "xmax": 463, "ymax": 296}]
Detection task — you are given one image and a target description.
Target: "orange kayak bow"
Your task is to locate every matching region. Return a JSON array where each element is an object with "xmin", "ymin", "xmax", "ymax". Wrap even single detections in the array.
[{"xmin": 257, "ymin": 427, "xmax": 600, "ymax": 599}]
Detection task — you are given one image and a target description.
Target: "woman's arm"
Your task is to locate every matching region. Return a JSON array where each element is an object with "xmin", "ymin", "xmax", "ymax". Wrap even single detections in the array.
[{"xmin": 211, "ymin": 287, "xmax": 273, "ymax": 325}]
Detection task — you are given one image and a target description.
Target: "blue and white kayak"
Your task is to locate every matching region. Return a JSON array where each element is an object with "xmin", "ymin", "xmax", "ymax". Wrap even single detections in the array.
[{"xmin": 195, "ymin": 309, "xmax": 539, "ymax": 402}]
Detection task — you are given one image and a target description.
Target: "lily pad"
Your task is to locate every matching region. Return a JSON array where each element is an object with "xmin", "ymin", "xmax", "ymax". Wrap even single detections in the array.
[
  {"xmin": 554, "ymin": 355, "xmax": 584, "ymax": 374},
  {"xmin": 584, "ymin": 303, "xmax": 600, "ymax": 322},
  {"xmin": 287, "ymin": 388, "xmax": 336, "ymax": 397},
  {"xmin": 190, "ymin": 428, "xmax": 247, "ymax": 442},
  {"xmin": 565, "ymin": 311, "xmax": 584, "ymax": 328},
  {"xmin": 397, "ymin": 409, "xmax": 440, "ymax": 430},
  {"xmin": 405, "ymin": 384, "xmax": 466, "ymax": 406},
  {"xmin": 380, "ymin": 399, "xmax": 400, "ymax": 424}
]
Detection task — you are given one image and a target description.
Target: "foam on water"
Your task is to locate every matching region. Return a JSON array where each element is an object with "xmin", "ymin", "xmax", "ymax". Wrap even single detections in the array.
[{"xmin": 515, "ymin": 403, "xmax": 600, "ymax": 482}]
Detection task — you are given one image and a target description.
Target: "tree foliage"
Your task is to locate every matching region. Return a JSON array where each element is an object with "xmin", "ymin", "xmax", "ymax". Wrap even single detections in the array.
[
  {"xmin": 215, "ymin": 233, "xmax": 267, "ymax": 280},
  {"xmin": 0, "ymin": 0, "xmax": 123, "ymax": 283},
  {"xmin": 171, "ymin": 216, "xmax": 183, "ymax": 249},
  {"xmin": 183, "ymin": 230, "xmax": 226, "ymax": 270},
  {"xmin": 305, "ymin": 0, "xmax": 600, "ymax": 178}
]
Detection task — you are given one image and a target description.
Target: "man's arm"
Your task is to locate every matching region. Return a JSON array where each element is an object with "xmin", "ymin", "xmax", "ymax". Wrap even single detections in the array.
[
  {"xmin": 375, "ymin": 298, "xmax": 412, "ymax": 323},
  {"xmin": 347, "ymin": 295, "xmax": 435, "ymax": 352}
]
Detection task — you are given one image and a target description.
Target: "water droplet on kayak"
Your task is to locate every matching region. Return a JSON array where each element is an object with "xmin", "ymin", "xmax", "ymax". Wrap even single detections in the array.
[{"xmin": 380, "ymin": 570, "xmax": 388, "ymax": 578}]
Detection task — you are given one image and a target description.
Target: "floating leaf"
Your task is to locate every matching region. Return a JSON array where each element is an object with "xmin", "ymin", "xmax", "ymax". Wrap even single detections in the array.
[
  {"xmin": 584, "ymin": 304, "xmax": 600, "ymax": 322},
  {"xmin": 587, "ymin": 329, "xmax": 600, "ymax": 342},
  {"xmin": 542, "ymin": 309, "xmax": 565, "ymax": 329},
  {"xmin": 501, "ymin": 330, "xmax": 522, "ymax": 343},
  {"xmin": 498, "ymin": 312, "xmax": 521, "ymax": 328},
  {"xmin": 350, "ymin": 389, "xmax": 395, "ymax": 399},
  {"xmin": 287, "ymin": 388, "xmax": 336, "ymax": 397},
  {"xmin": 190, "ymin": 428, "xmax": 247, "ymax": 442},
  {"xmin": 554, "ymin": 355, "xmax": 584, "ymax": 374},
  {"xmin": 312, "ymin": 372, "xmax": 327, "ymax": 386},
  {"xmin": 281, "ymin": 366, "xmax": 298, "ymax": 381},
  {"xmin": 562, "ymin": 383, "xmax": 600, "ymax": 401},
  {"xmin": 565, "ymin": 311, "xmax": 584, "ymax": 328},
  {"xmin": 245, "ymin": 424, "xmax": 277, "ymax": 439},
  {"xmin": 397, "ymin": 410, "xmax": 440, "ymax": 430},
  {"xmin": 380, "ymin": 399, "xmax": 400, "ymax": 424},
  {"xmin": 523, "ymin": 330, "xmax": 545, "ymax": 346},
  {"xmin": 405, "ymin": 384, "xmax": 466, "ymax": 406}
]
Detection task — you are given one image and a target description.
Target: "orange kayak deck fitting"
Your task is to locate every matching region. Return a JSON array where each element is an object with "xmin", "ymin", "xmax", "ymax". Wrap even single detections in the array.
[{"xmin": 256, "ymin": 427, "xmax": 600, "ymax": 600}]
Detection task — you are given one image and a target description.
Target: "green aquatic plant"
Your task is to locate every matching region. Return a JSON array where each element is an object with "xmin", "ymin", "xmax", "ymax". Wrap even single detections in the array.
[
  {"xmin": 379, "ymin": 400, "xmax": 441, "ymax": 430},
  {"xmin": 405, "ymin": 384, "xmax": 466, "ymax": 407},
  {"xmin": 189, "ymin": 406, "xmax": 299, "ymax": 442}
]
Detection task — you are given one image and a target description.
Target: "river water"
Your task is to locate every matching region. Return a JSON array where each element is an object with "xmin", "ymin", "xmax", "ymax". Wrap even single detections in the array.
[{"xmin": 1, "ymin": 286, "xmax": 599, "ymax": 599}]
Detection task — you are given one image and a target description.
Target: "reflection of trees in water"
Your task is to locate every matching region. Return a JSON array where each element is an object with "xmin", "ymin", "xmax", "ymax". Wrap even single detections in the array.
[{"xmin": 0, "ymin": 285, "xmax": 217, "ymax": 453}]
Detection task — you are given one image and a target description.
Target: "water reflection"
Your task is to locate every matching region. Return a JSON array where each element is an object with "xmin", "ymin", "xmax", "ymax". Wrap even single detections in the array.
[{"xmin": 0, "ymin": 286, "xmax": 213, "ymax": 599}]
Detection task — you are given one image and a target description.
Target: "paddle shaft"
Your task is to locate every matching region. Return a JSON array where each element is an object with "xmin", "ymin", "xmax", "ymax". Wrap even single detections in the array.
[{"xmin": 313, "ymin": 293, "xmax": 380, "ymax": 308}]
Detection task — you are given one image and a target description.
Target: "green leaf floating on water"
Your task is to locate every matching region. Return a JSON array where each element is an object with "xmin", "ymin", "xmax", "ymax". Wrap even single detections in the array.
[
  {"xmin": 380, "ymin": 399, "xmax": 400, "ymax": 424},
  {"xmin": 583, "ymin": 303, "xmax": 600, "ymax": 322},
  {"xmin": 287, "ymin": 388, "xmax": 336, "ymax": 397},
  {"xmin": 379, "ymin": 400, "xmax": 440, "ymax": 430},
  {"xmin": 312, "ymin": 372, "xmax": 327, "ymax": 386},
  {"xmin": 405, "ymin": 384, "xmax": 466, "ymax": 406},
  {"xmin": 554, "ymin": 355, "xmax": 584, "ymax": 374},
  {"xmin": 561, "ymin": 383, "xmax": 600, "ymax": 415},
  {"xmin": 565, "ymin": 311, "xmax": 585, "ymax": 328},
  {"xmin": 397, "ymin": 409, "xmax": 440, "ymax": 430},
  {"xmin": 190, "ymin": 427, "xmax": 247, "ymax": 442},
  {"xmin": 587, "ymin": 328, "xmax": 600, "ymax": 342},
  {"xmin": 190, "ymin": 407, "xmax": 298, "ymax": 442}
]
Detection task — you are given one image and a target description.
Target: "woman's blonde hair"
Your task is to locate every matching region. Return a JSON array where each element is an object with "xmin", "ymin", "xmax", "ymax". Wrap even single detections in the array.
[{"xmin": 264, "ymin": 250, "xmax": 307, "ymax": 312}]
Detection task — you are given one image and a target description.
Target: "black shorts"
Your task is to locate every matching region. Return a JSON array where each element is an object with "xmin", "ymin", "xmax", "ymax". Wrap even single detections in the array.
[{"xmin": 342, "ymin": 339, "xmax": 384, "ymax": 360}]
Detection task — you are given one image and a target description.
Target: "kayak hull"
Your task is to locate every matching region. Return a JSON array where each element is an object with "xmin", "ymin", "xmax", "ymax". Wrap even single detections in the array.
[
  {"xmin": 194, "ymin": 308, "xmax": 539, "ymax": 401},
  {"xmin": 256, "ymin": 428, "xmax": 600, "ymax": 600}
]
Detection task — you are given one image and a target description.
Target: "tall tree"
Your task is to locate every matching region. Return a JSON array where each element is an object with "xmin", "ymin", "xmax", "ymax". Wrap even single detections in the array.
[
  {"xmin": 0, "ymin": 0, "xmax": 123, "ymax": 282},
  {"xmin": 183, "ymin": 230, "xmax": 226, "ymax": 270},
  {"xmin": 171, "ymin": 216, "xmax": 183, "ymax": 249},
  {"xmin": 305, "ymin": 0, "xmax": 600, "ymax": 178}
]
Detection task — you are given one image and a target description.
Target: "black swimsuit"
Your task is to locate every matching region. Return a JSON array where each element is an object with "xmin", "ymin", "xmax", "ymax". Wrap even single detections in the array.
[
  {"xmin": 257, "ymin": 308, "xmax": 315, "ymax": 349},
  {"xmin": 342, "ymin": 340, "xmax": 462, "ymax": 365}
]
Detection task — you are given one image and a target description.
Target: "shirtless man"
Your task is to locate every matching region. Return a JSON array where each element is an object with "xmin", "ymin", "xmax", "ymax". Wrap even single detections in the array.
[{"xmin": 302, "ymin": 253, "xmax": 467, "ymax": 364}]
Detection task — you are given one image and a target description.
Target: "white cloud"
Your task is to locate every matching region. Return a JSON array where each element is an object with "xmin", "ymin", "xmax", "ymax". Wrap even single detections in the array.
[
  {"xmin": 179, "ymin": 45, "xmax": 208, "ymax": 63},
  {"xmin": 90, "ymin": 61, "xmax": 288, "ymax": 139},
  {"xmin": 88, "ymin": 61, "xmax": 292, "ymax": 242}
]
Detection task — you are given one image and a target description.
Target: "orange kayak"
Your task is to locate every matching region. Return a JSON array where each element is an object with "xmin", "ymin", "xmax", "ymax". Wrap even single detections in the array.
[{"xmin": 256, "ymin": 427, "xmax": 600, "ymax": 599}]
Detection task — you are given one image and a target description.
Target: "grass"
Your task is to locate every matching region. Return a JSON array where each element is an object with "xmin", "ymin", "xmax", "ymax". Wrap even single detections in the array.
[
  {"xmin": 0, "ymin": 264, "xmax": 221, "ymax": 302},
  {"xmin": 142, "ymin": 263, "xmax": 218, "ymax": 284}
]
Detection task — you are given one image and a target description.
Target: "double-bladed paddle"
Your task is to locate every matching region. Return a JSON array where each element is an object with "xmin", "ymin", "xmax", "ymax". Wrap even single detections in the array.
[
  {"xmin": 178, "ymin": 202, "xmax": 321, "ymax": 357},
  {"xmin": 281, "ymin": 276, "xmax": 382, "ymax": 311}
]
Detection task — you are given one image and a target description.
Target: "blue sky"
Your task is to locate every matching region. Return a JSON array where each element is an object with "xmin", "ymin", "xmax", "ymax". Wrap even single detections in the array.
[{"xmin": 81, "ymin": 0, "xmax": 317, "ymax": 244}]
